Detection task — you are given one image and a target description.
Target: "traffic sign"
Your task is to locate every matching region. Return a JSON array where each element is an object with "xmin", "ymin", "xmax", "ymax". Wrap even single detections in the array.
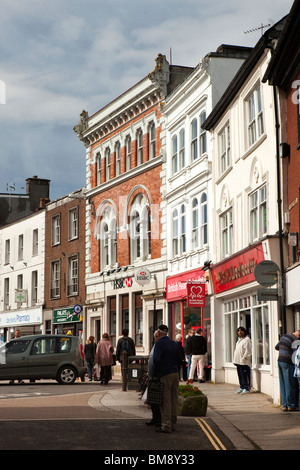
[
  {"xmin": 254, "ymin": 260, "xmax": 279, "ymax": 287},
  {"xmin": 257, "ymin": 288, "xmax": 279, "ymax": 302}
]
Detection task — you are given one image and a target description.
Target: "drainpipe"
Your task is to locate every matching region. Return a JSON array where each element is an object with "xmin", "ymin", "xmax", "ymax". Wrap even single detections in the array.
[{"xmin": 273, "ymin": 84, "xmax": 286, "ymax": 336}]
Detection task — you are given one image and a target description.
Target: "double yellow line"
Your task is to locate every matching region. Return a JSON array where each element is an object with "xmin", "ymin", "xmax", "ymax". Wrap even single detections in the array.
[{"xmin": 195, "ymin": 418, "xmax": 227, "ymax": 450}]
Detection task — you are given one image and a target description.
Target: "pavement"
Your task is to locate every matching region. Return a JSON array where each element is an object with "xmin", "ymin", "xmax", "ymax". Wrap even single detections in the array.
[{"xmin": 100, "ymin": 378, "xmax": 300, "ymax": 451}]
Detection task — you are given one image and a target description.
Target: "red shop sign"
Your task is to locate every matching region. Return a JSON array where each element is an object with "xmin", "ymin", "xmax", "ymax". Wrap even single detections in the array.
[
  {"xmin": 186, "ymin": 283, "xmax": 206, "ymax": 307},
  {"xmin": 166, "ymin": 268, "xmax": 207, "ymax": 302},
  {"xmin": 211, "ymin": 243, "xmax": 265, "ymax": 294}
]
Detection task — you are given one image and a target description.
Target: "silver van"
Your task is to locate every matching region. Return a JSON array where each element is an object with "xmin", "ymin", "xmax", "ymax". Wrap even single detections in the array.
[{"xmin": 0, "ymin": 335, "xmax": 86, "ymax": 384}]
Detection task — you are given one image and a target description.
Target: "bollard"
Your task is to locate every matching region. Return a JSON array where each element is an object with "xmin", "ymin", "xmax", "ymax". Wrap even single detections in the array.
[{"xmin": 121, "ymin": 350, "xmax": 128, "ymax": 391}]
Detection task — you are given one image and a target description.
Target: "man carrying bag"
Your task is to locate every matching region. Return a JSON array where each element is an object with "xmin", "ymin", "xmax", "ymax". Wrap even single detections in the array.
[{"xmin": 153, "ymin": 325, "xmax": 182, "ymax": 434}]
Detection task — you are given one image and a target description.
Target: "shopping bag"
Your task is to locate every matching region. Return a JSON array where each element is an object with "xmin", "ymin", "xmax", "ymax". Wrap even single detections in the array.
[{"xmin": 147, "ymin": 379, "xmax": 163, "ymax": 405}]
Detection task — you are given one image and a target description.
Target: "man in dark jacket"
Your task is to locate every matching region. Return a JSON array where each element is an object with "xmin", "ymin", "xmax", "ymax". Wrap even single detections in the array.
[
  {"xmin": 186, "ymin": 328, "xmax": 207, "ymax": 383},
  {"xmin": 153, "ymin": 325, "xmax": 182, "ymax": 433},
  {"xmin": 116, "ymin": 329, "xmax": 136, "ymax": 363}
]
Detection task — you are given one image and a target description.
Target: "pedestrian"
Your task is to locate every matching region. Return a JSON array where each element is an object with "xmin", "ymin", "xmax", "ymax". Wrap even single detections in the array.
[
  {"xmin": 95, "ymin": 333, "xmax": 114, "ymax": 385},
  {"xmin": 233, "ymin": 327, "xmax": 252, "ymax": 394},
  {"xmin": 153, "ymin": 324, "xmax": 182, "ymax": 433},
  {"xmin": 175, "ymin": 334, "xmax": 187, "ymax": 381},
  {"xmin": 116, "ymin": 329, "xmax": 136, "ymax": 363},
  {"xmin": 275, "ymin": 329, "xmax": 300, "ymax": 411},
  {"xmin": 184, "ymin": 329, "xmax": 195, "ymax": 379},
  {"xmin": 186, "ymin": 327, "xmax": 207, "ymax": 383},
  {"xmin": 145, "ymin": 329, "xmax": 161, "ymax": 427},
  {"xmin": 84, "ymin": 336, "xmax": 97, "ymax": 381},
  {"xmin": 9, "ymin": 329, "xmax": 24, "ymax": 385},
  {"xmin": 293, "ymin": 343, "xmax": 300, "ymax": 411}
]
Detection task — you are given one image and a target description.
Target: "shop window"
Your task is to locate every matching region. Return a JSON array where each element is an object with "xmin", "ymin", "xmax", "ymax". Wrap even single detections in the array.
[
  {"xmin": 109, "ymin": 297, "xmax": 116, "ymax": 347},
  {"xmin": 135, "ymin": 293, "xmax": 143, "ymax": 346},
  {"xmin": 121, "ymin": 295, "xmax": 129, "ymax": 332}
]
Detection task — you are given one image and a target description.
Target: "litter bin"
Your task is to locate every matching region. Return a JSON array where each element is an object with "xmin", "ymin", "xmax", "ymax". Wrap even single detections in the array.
[{"xmin": 127, "ymin": 355, "xmax": 149, "ymax": 390}]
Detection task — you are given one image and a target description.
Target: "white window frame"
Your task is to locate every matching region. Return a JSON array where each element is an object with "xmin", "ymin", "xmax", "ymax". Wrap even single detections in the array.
[
  {"xmin": 191, "ymin": 118, "xmax": 198, "ymax": 160},
  {"xmin": 115, "ymin": 142, "xmax": 121, "ymax": 176},
  {"xmin": 96, "ymin": 152, "xmax": 101, "ymax": 185},
  {"xmin": 249, "ymin": 184, "xmax": 267, "ymax": 242},
  {"xmin": 137, "ymin": 129, "xmax": 143, "ymax": 165},
  {"xmin": 18, "ymin": 234, "xmax": 24, "ymax": 261},
  {"xmin": 246, "ymin": 85, "xmax": 264, "ymax": 148},
  {"xmin": 52, "ymin": 214, "xmax": 61, "ymax": 246},
  {"xmin": 221, "ymin": 208, "xmax": 233, "ymax": 257},
  {"xmin": 68, "ymin": 255, "xmax": 78, "ymax": 296},
  {"xmin": 199, "ymin": 111, "xmax": 207, "ymax": 156},
  {"xmin": 32, "ymin": 270, "xmax": 38, "ymax": 306},
  {"xmin": 172, "ymin": 135, "xmax": 178, "ymax": 174},
  {"xmin": 126, "ymin": 135, "xmax": 131, "ymax": 171},
  {"xmin": 69, "ymin": 207, "xmax": 78, "ymax": 241},
  {"xmin": 50, "ymin": 260, "xmax": 60, "ymax": 298},
  {"xmin": 105, "ymin": 147, "xmax": 111, "ymax": 181},
  {"xmin": 219, "ymin": 123, "xmax": 230, "ymax": 175},
  {"xmin": 32, "ymin": 229, "xmax": 38, "ymax": 256},
  {"xmin": 5, "ymin": 239, "xmax": 10, "ymax": 265},
  {"xmin": 129, "ymin": 195, "xmax": 151, "ymax": 262},
  {"xmin": 149, "ymin": 122, "xmax": 155, "ymax": 159}
]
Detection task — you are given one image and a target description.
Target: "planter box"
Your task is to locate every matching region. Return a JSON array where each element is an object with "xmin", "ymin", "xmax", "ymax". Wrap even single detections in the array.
[{"xmin": 178, "ymin": 394, "xmax": 208, "ymax": 416}]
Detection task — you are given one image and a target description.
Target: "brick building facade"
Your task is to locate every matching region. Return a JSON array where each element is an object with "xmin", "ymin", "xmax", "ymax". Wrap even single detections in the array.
[
  {"xmin": 74, "ymin": 54, "xmax": 193, "ymax": 351},
  {"xmin": 44, "ymin": 189, "xmax": 86, "ymax": 336}
]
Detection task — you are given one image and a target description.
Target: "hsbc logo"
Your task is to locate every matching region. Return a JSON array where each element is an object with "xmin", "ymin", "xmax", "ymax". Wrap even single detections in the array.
[{"xmin": 112, "ymin": 277, "xmax": 133, "ymax": 289}]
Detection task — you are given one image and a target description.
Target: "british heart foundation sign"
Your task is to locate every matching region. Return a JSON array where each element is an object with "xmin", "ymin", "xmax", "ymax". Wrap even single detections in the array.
[{"xmin": 186, "ymin": 283, "xmax": 206, "ymax": 308}]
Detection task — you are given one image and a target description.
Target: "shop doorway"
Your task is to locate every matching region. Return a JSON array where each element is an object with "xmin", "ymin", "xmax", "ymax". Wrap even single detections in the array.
[{"xmin": 148, "ymin": 308, "xmax": 163, "ymax": 349}]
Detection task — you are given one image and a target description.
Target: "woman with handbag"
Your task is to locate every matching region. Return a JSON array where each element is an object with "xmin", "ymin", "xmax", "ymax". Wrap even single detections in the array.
[{"xmin": 95, "ymin": 333, "xmax": 114, "ymax": 385}]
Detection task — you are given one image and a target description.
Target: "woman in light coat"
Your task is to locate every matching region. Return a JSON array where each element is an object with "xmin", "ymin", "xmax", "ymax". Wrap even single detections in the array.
[
  {"xmin": 95, "ymin": 333, "xmax": 114, "ymax": 385},
  {"xmin": 233, "ymin": 327, "xmax": 252, "ymax": 394}
]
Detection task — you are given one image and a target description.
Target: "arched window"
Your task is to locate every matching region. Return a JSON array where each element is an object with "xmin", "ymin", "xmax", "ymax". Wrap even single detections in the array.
[
  {"xmin": 180, "ymin": 204, "xmax": 186, "ymax": 253},
  {"xmin": 115, "ymin": 142, "xmax": 121, "ymax": 177},
  {"xmin": 200, "ymin": 192, "xmax": 207, "ymax": 245},
  {"xmin": 192, "ymin": 197, "xmax": 199, "ymax": 249},
  {"xmin": 200, "ymin": 111, "xmax": 207, "ymax": 156},
  {"xmin": 191, "ymin": 118, "xmax": 198, "ymax": 160},
  {"xmin": 99, "ymin": 207, "xmax": 117, "ymax": 270},
  {"xmin": 172, "ymin": 135, "xmax": 178, "ymax": 174},
  {"xmin": 172, "ymin": 208, "xmax": 179, "ymax": 256},
  {"xmin": 148, "ymin": 122, "xmax": 155, "ymax": 159},
  {"xmin": 172, "ymin": 204, "xmax": 186, "ymax": 256},
  {"xmin": 179, "ymin": 128, "xmax": 185, "ymax": 169},
  {"xmin": 96, "ymin": 152, "xmax": 101, "ymax": 186},
  {"xmin": 105, "ymin": 147, "xmax": 111, "ymax": 181},
  {"xmin": 137, "ymin": 129, "xmax": 143, "ymax": 165},
  {"xmin": 125, "ymin": 135, "xmax": 131, "ymax": 171},
  {"xmin": 129, "ymin": 194, "xmax": 151, "ymax": 262}
]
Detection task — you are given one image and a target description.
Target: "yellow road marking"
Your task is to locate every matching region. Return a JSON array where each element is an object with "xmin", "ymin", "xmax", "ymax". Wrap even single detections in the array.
[{"xmin": 195, "ymin": 418, "xmax": 227, "ymax": 450}]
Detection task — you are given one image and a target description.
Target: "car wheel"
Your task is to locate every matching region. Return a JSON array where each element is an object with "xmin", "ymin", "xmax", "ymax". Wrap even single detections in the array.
[{"xmin": 57, "ymin": 366, "xmax": 77, "ymax": 384}]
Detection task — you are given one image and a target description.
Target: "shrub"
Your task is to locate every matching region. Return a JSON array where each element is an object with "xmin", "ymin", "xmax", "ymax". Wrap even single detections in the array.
[{"xmin": 178, "ymin": 384, "xmax": 204, "ymax": 398}]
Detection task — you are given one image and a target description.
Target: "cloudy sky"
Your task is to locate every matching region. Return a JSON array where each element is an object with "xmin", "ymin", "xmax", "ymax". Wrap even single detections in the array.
[{"xmin": 0, "ymin": 0, "xmax": 294, "ymax": 200}]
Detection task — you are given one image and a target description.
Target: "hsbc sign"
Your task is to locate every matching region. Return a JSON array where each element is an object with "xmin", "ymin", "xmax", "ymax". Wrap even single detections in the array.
[
  {"xmin": 135, "ymin": 268, "xmax": 151, "ymax": 286},
  {"xmin": 186, "ymin": 283, "xmax": 206, "ymax": 308}
]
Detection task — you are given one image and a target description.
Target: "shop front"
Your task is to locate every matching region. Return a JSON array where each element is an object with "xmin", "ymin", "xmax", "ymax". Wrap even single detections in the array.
[
  {"xmin": 166, "ymin": 268, "xmax": 211, "ymax": 369},
  {"xmin": 0, "ymin": 307, "xmax": 43, "ymax": 343},
  {"xmin": 53, "ymin": 306, "xmax": 83, "ymax": 337},
  {"xmin": 210, "ymin": 242, "xmax": 280, "ymax": 400}
]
